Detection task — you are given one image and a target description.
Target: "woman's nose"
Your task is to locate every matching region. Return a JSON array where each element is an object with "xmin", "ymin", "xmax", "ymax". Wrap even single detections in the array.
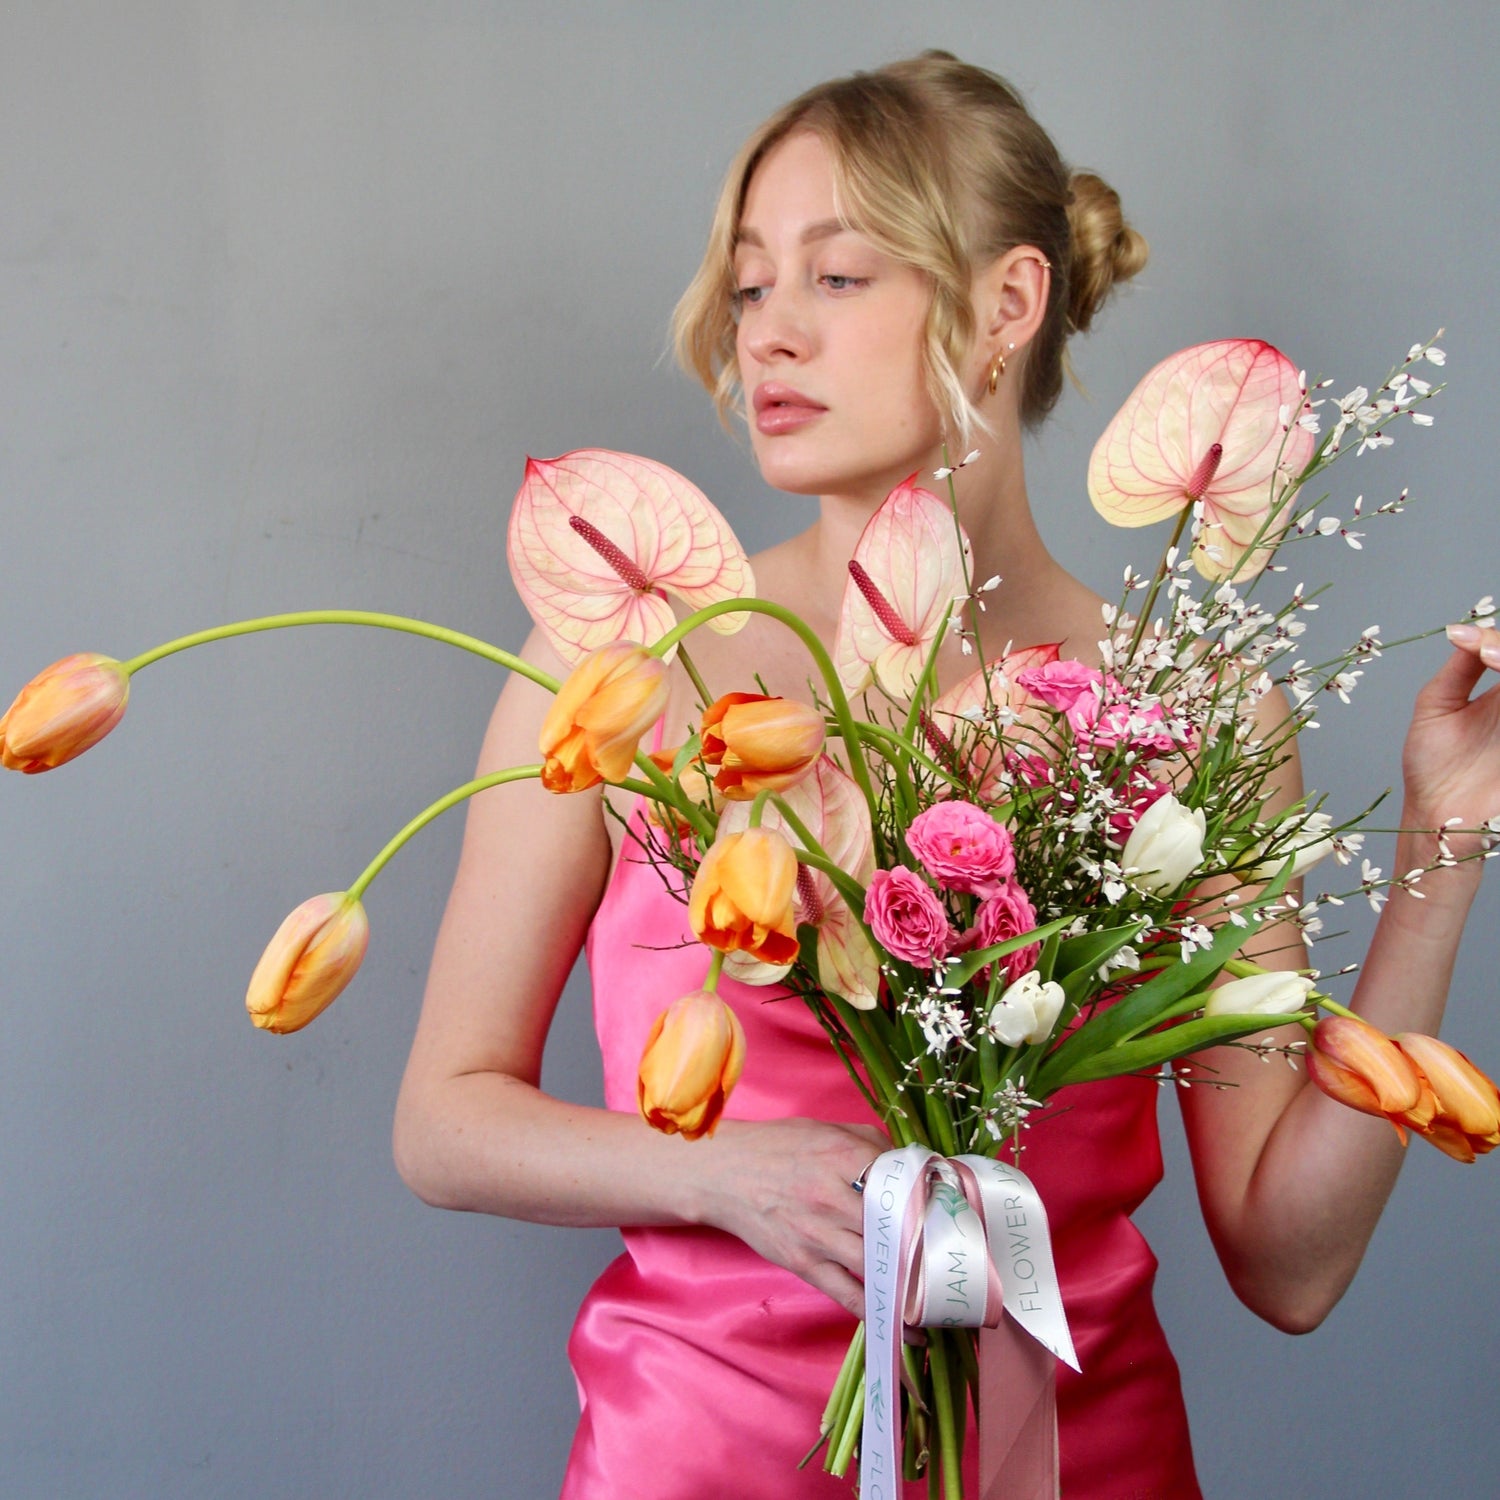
[{"xmin": 741, "ymin": 283, "xmax": 814, "ymax": 365}]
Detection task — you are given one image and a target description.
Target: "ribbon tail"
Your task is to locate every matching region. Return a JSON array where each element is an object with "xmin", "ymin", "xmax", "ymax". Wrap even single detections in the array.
[{"xmin": 978, "ymin": 1318, "xmax": 1059, "ymax": 1500}]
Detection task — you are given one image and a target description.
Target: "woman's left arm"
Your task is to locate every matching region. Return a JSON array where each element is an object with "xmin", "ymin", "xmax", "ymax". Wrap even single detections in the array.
[{"xmin": 1179, "ymin": 628, "xmax": 1500, "ymax": 1333}]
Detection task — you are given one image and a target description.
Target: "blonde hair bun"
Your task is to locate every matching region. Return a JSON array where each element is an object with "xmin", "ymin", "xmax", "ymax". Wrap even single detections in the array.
[{"xmin": 1066, "ymin": 171, "xmax": 1148, "ymax": 335}]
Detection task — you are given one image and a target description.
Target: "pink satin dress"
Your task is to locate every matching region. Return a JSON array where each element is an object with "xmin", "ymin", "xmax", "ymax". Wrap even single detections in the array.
[{"xmin": 560, "ymin": 807, "xmax": 1201, "ymax": 1499}]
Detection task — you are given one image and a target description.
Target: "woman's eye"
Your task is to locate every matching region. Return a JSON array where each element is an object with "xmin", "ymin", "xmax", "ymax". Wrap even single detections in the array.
[
  {"xmin": 820, "ymin": 274, "xmax": 870, "ymax": 292},
  {"xmin": 732, "ymin": 284, "xmax": 767, "ymax": 311}
]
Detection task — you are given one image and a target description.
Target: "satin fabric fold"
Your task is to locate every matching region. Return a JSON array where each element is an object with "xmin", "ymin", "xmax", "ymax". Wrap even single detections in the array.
[{"xmin": 561, "ymin": 807, "xmax": 1201, "ymax": 1499}]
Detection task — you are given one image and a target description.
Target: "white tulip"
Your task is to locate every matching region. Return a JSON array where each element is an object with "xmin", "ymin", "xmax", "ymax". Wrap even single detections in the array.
[
  {"xmin": 1202, "ymin": 971, "xmax": 1316, "ymax": 1018},
  {"xmin": 989, "ymin": 971, "xmax": 1067, "ymax": 1047},
  {"xmin": 1121, "ymin": 793, "xmax": 1206, "ymax": 895},
  {"xmin": 1245, "ymin": 812, "xmax": 1336, "ymax": 882}
]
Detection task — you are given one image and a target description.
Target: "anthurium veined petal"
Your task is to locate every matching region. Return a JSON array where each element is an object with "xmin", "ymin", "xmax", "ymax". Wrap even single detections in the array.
[
  {"xmin": 720, "ymin": 755, "xmax": 878, "ymax": 1007},
  {"xmin": 508, "ymin": 449, "xmax": 755, "ymax": 665},
  {"xmin": 834, "ymin": 475, "xmax": 971, "ymax": 698},
  {"xmin": 816, "ymin": 902, "xmax": 881, "ymax": 1009},
  {"xmin": 929, "ymin": 643, "xmax": 1062, "ymax": 796},
  {"xmin": 1088, "ymin": 342, "xmax": 1317, "ymax": 568}
]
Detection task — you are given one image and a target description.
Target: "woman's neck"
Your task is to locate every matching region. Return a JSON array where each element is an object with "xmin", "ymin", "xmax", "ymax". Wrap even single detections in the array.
[{"xmin": 786, "ymin": 420, "xmax": 1069, "ymax": 659}]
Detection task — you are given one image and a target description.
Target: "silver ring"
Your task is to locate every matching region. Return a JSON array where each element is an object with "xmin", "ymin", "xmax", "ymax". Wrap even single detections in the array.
[{"xmin": 850, "ymin": 1162, "xmax": 873, "ymax": 1194}]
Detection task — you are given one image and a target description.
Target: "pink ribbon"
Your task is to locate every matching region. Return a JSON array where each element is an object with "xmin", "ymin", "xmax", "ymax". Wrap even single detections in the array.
[{"xmin": 860, "ymin": 1146, "xmax": 1078, "ymax": 1500}]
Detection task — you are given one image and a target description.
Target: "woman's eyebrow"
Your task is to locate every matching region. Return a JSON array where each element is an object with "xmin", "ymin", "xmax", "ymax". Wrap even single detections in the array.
[{"xmin": 733, "ymin": 218, "xmax": 852, "ymax": 251}]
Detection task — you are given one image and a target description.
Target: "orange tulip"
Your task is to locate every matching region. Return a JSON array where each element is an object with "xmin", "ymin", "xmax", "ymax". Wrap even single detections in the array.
[
  {"xmin": 699, "ymin": 692, "xmax": 825, "ymax": 800},
  {"xmin": 637, "ymin": 989, "xmax": 747, "ymax": 1139},
  {"xmin": 0, "ymin": 653, "xmax": 130, "ymax": 773},
  {"xmin": 688, "ymin": 826, "xmax": 800, "ymax": 965},
  {"xmin": 1394, "ymin": 1033, "xmax": 1500, "ymax": 1163},
  {"xmin": 1305, "ymin": 1015, "xmax": 1428, "ymax": 1143},
  {"xmin": 538, "ymin": 641, "xmax": 668, "ymax": 793},
  {"xmin": 246, "ymin": 892, "xmax": 369, "ymax": 1034}
]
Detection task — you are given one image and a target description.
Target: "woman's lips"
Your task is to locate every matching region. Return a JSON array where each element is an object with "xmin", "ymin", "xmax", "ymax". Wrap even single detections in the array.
[{"xmin": 753, "ymin": 384, "xmax": 827, "ymax": 436}]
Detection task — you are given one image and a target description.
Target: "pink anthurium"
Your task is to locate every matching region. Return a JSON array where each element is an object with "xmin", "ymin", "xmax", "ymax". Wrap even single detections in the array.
[
  {"xmin": 1087, "ymin": 340, "xmax": 1317, "ymax": 581},
  {"xmin": 928, "ymin": 643, "xmax": 1062, "ymax": 799},
  {"xmin": 718, "ymin": 755, "xmax": 880, "ymax": 1008},
  {"xmin": 834, "ymin": 475, "xmax": 972, "ymax": 699},
  {"xmin": 508, "ymin": 449, "xmax": 755, "ymax": 665}
]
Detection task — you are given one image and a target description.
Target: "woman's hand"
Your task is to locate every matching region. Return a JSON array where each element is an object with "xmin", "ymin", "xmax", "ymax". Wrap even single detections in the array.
[
  {"xmin": 691, "ymin": 1117, "xmax": 889, "ymax": 1320},
  {"xmin": 1402, "ymin": 625, "xmax": 1500, "ymax": 847}
]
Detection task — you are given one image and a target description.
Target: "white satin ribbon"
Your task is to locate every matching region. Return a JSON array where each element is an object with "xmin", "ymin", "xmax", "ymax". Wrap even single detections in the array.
[{"xmin": 860, "ymin": 1146, "xmax": 1077, "ymax": 1500}]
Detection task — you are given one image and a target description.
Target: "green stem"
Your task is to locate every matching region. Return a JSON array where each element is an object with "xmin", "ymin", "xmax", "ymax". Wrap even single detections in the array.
[
  {"xmin": 701, "ymin": 950, "xmax": 726, "ymax": 993},
  {"xmin": 347, "ymin": 765, "xmax": 541, "ymax": 901},
  {"xmin": 674, "ymin": 642, "xmax": 714, "ymax": 709},
  {"xmin": 122, "ymin": 609, "xmax": 560, "ymax": 692},
  {"xmin": 1125, "ymin": 508, "xmax": 1191, "ymax": 665},
  {"xmin": 928, "ymin": 1331, "xmax": 965, "ymax": 1500},
  {"xmin": 650, "ymin": 598, "xmax": 885, "ymax": 860}
]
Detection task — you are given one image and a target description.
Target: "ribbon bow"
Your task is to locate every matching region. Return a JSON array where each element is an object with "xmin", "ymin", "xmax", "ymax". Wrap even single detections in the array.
[{"xmin": 861, "ymin": 1144, "xmax": 1079, "ymax": 1500}]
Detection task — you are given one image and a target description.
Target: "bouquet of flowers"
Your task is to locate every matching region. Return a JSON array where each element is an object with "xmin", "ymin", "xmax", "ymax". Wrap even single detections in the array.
[{"xmin": 4, "ymin": 334, "xmax": 1496, "ymax": 1499}]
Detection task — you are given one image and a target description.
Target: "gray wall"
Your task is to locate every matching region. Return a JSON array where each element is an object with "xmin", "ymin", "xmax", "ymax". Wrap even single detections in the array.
[{"xmin": 2, "ymin": 3, "xmax": 1495, "ymax": 1496}]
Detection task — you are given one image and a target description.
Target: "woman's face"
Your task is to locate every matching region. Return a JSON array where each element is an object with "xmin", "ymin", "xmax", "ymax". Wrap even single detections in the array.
[{"xmin": 733, "ymin": 131, "xmax": 947, "ymax": 504}]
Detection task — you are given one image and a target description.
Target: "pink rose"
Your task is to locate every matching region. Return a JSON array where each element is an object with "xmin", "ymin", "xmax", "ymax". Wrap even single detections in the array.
[
  {"xmin": 863, "ymin": 867, "xmax": 954, "ymax": 968},
  {"xmin": 1015, "ymin": 659, "xmax": 1102, "ymax": 720},
  {"xmin": 971, "ymin": 882, "xmax": 1042, "ymax": 985},
  {"xmin": 905, "ymin": 801, "xmax": 1016, "ymax": 897}
]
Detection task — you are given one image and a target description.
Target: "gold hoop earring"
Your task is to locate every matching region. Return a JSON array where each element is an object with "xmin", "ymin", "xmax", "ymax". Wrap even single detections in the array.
[{"xmin": 987, "ymin": 351, "xmax": 1006, "ymax": 395}]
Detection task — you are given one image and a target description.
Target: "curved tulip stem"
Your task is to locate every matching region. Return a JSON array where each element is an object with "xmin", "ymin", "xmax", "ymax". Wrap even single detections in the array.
[
  {"xmin": 649, "ymin": 598, "xmax": 886, "ymax": 860},
  {"xmin": 1316, "ymin": 996, "xmax": 1361, "ymax": 1022},
  {"xmin": 347, "ymin": 765, "xmax": 542, "ymax": 902},
  {"xmin": 122, "ymin": 610, "xmax": 562, "ymax": 694},
  {"xmin": 701, "ymin": 950, "xmax": 726, "ymax": 993}
]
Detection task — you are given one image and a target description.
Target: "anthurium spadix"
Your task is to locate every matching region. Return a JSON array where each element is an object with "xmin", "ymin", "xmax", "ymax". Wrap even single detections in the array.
[
  {"xmin": 834, "ymin": 475, "xmax": 971, "ymax": 698},
  {"xmin": 508, "ymin": 449, "xmax": 755, "ymax": 665},
  {"xmin": 1087, "ymin": 340, "xmax": 1317, "ymax": 582},
  {"xmin": 719, "ymin": 755, "xmax": 880, "ymax": 1008}
]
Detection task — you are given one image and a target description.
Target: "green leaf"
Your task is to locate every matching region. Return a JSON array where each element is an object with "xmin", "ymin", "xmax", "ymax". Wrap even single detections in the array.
[
  {"xmin": 1047, "ymin": 1012, "xmax": 1293, "ymax": 1086},
  {"xmin": 940, "ymin": 914, "xmax": 1073, "ymax": 989},
  {"xmin": 1034, "ymin": 870, "xmax": 1292, "ymax": 1094}
]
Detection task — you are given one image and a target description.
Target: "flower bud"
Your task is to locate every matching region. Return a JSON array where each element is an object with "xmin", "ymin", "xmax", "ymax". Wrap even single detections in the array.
[
  {"xmin": 539, "ymin": 642, "xmax": 668, "ymax": 794},
  {"xmin": 0, "ymin": 653, "xmax": 130, "ymax": 773},
  {"xmin": 1203, "ymin": 971, "xmax": 1315, "ymax": 1019},
  {"xmin": 246, "ymin": 893, "xmax": 369, "ymax": 1034},
  {"xmin": 688, "ymin": 827, "xmax": 800, "ymax": 965},
  {"xmin": 1305, "ymin": 1015, "xmax": 1425, "ymax": 1141},
  {"xmin": 1244, "ymin": 812, "xmax": 1336, "ymax": 882},
  {"xmin": 1120, "ymin": 793, "xmax": 1206, "ymax": 895},
  {"xmin": 988, "ymin": 971, "xmax": 1066, "ymax": 1047},
  {"xmin": 637, "ymin": 990, "xmax": 747, "ymax": 1140},
  {"xmin": 698, "ymin": 693, "xmax": 825, "ymax": 800},
  {"xmin": 1393, "ymin": 1033, "xmax": 1500, "ymax": 1162}
]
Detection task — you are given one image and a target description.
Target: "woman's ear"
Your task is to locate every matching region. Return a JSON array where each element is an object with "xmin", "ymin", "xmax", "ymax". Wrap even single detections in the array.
[{"xmin": 974, "ymin": 245, "xmax": 1051, "ymax": 357}]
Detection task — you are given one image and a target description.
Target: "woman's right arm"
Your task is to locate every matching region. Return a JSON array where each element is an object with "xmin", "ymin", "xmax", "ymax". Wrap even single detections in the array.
[{"xmin": 391, "ymin": 628, "xmax": 883, "ymax": 1313}]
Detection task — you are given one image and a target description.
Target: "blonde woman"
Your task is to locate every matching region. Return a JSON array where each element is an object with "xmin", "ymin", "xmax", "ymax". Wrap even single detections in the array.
[{"xmin": 394, "ymin": 52, "xmax": 1500, "ymax": 1497}]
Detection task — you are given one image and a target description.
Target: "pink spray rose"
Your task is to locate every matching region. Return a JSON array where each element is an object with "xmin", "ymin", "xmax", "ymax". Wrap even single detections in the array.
[
  {"xmin": 905, "ymin": 800, "xmax": 1016, "ymax": 898},
  {"xmin": 1014, "ymin": 659, "xmax": 1103, "ymax": 722},
  {"xmin": 971, "ymin": 882, "xmax": 1042, "ymax": 985},
  {"xmin": 864, "ymin": 867, "xmax": 954, "ymax": 968}
]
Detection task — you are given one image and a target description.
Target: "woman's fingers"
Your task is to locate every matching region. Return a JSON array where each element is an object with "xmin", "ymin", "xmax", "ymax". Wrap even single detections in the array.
[{"xmin": 1422, "ymin": 626, "xmax": 1496, "ymax": 715}]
